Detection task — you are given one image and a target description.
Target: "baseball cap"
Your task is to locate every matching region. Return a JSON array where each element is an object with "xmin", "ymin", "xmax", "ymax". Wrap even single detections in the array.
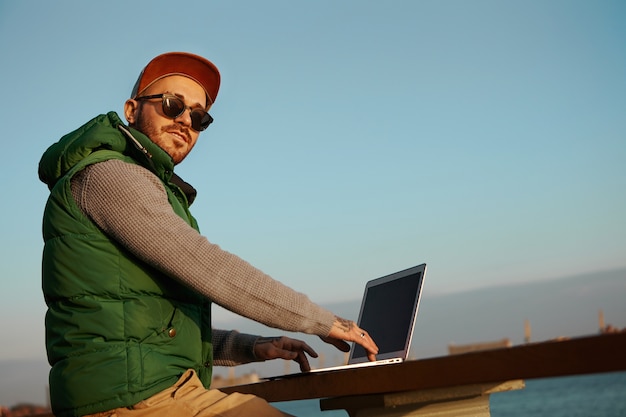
[{"xmin": 131, "ymin": 52, "xmax": 221, "ymax": 106}]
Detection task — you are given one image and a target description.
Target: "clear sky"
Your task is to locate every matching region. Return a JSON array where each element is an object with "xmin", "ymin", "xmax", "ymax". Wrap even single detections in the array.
[{"xmin": 0, "ymin": 0, "xmax": 625, "ymax": 364}]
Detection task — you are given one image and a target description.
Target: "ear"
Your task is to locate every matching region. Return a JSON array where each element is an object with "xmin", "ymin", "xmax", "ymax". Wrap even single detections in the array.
[{"xmin": 124, "ymin": 99, "xmax": 139, "ymax": 125}]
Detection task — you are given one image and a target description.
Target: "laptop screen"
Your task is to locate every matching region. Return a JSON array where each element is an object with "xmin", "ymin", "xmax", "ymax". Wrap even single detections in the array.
[{"xmin": 349, "ymin": 264, "xmax": 426, "ymax": 363}]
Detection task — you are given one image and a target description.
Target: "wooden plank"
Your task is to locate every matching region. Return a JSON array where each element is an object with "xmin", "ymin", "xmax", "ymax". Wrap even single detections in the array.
[
  {"xmin": 319, "ymin": 380, "xmax": 524, "ymax": 412},
  {"xmin": 219, "ymin": 332, "xmax": 626, "ymax": 402}
]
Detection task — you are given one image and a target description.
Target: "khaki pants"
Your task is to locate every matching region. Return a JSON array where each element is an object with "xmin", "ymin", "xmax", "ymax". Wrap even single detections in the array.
[{"xmin": 85, "ymin": 369, "xmax": 294, "ymax": 417}]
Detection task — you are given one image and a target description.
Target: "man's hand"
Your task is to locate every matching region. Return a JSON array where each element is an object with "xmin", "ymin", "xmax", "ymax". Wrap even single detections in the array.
[
  {"xmin": 320, "ymin": 316, "xmax": 379, "ymax": 362},
  {"xmin": 253, "ymin": 336, "xmax": 319, "ymax": 372}
]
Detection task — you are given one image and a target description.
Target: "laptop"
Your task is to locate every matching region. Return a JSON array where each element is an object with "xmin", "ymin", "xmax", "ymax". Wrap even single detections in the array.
[{"xmin": 306, "ymin": 263, "xmax": 427, "ymax": 374}]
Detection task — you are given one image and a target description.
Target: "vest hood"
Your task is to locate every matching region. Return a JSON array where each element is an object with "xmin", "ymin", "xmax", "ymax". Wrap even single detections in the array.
[{"xmin": 38, "ymin": 111, "xmax": 175, "ymax": 191}]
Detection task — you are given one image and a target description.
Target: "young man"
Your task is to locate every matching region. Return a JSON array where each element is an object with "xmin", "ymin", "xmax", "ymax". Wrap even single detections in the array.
[{"xmin": 39, "ymin": 52, "xmax": 378, "ymax": 417}]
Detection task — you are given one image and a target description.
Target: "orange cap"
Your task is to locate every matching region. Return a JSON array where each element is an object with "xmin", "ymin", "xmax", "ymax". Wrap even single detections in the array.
[{"xmin": 131, "ymin": 52, "xmax": 221, "ymax": 105}]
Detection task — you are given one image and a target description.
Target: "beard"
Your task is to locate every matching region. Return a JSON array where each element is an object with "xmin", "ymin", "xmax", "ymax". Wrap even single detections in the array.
[{"xmin": 133, "ymin": 107, "xmax": 194, "ymax": 165}]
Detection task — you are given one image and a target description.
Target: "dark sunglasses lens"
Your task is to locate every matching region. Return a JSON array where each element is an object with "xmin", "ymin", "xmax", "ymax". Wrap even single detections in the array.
[
  {"xmin": 190, "ymin": 110, "xmax": 213, "ymax": 132},
  {"xmin": 162, "ymin": 96, "xmax": 185, "ymax": 118}
]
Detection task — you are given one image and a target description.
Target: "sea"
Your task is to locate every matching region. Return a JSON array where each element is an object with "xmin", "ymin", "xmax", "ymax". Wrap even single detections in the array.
[{"xmin": 271, "ymin": 370, "xmax": 626, "ymax": 416}]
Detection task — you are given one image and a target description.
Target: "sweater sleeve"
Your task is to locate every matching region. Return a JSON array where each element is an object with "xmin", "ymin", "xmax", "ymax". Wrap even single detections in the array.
[
  {"xmin": 212, "ymin": 329, "xmax": 260, "ymax": 366},
  {"xmin": 70, "ymin": 159, "xmax": 335, "ymax": 337}
]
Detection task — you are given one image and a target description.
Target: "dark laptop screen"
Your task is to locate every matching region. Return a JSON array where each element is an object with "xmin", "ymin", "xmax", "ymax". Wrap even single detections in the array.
[{"xmin": 350, "ymin": 269, "xmax": 424, "ymax": 361}]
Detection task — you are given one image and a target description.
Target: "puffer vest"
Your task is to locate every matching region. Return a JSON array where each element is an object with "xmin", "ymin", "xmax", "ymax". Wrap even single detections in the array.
[{"xmin": 39, "ymin": 112, "xmax": 213, "ymax": 417}]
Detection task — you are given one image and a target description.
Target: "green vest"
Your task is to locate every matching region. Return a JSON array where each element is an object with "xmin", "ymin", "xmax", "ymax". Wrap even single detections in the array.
[{"xmin": 39, "ymin": 112, "xmax": 213, "ymax": 417}]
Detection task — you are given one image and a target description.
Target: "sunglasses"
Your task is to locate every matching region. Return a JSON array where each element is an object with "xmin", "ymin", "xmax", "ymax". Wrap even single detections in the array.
[{"xmin": 135, "ymin": 93, "xmax": 214, "ymax": 132}]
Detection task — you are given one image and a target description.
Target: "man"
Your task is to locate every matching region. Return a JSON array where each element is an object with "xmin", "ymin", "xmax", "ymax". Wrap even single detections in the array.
[{"xmin": 38, "ymin": 52, "xmax": 378, "ymax": 417}]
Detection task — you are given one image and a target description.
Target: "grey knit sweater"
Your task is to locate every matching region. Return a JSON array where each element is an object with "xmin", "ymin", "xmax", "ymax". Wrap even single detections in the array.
[{"xmin": 70, "ymin": 159, "xmax": 335, "ymax": 366}]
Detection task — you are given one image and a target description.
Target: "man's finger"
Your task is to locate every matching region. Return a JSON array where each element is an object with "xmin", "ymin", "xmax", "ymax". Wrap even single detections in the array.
[
  {"xmin": 319, "ymin": 336, "xmax": 351, "ymax": 352},
  {"xmin": 295, "ymin": 351, "xmax": 311, "ymax": 372},
  {"xmin": 293, "ymin": 340, "xmax": 318, "ymax": 358}
]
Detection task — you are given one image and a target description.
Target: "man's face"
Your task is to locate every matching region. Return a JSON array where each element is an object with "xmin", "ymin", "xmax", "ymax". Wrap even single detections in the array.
[{"xmin": 124, "ymin": 75, "xmax": 208, "ymax": 164}]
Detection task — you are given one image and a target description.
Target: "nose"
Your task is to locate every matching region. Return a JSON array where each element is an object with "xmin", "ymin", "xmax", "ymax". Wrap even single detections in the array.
[{"xmin": 174, "ymin": 108, "xmax": 193, "ymax": 128}]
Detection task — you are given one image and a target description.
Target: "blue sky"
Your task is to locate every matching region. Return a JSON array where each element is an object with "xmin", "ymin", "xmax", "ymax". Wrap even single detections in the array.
[{"xmin": 0, "ymin": 0, "xmax": 625, "ymax": 363}]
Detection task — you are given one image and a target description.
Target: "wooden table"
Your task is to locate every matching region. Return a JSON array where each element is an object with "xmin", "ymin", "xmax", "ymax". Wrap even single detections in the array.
[{"xmin": 221, "ymin": 332, "xmax": 626, "ymax": 416}]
